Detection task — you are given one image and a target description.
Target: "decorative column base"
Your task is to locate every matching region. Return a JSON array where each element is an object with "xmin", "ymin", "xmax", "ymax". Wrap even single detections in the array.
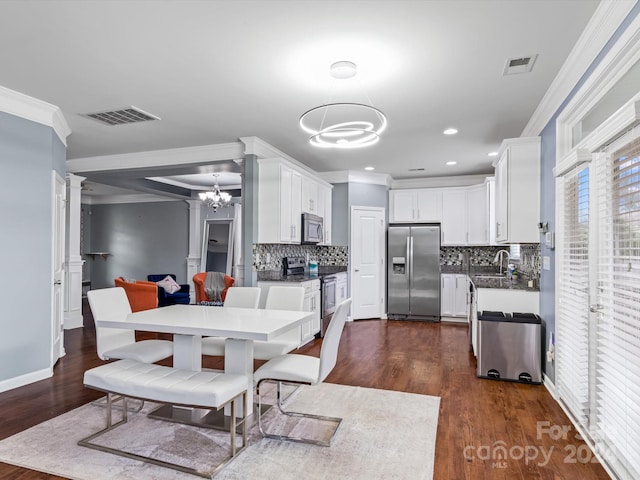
[{"xmin": 64, "ymin": 257, "xmax": 84, "ymax": 329}]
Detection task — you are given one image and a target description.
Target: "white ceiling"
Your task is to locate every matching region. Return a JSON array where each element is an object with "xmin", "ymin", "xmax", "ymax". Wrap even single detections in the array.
[{"xmin": 0, "ymin": 0, "xmax": 600, "ymax": 197}]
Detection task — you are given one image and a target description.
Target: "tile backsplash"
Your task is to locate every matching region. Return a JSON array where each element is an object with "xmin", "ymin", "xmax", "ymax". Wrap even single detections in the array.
[
  {"xmin": 441, "ymin": 244, "xmax": 541, "ymax": 279},
  {"xmin": 253, "ymin": 244, "xmax": 348, "ymax": 271},
  {"xmin": 253, "ymin": 242, "xmax": 540, "ymax": 280}
]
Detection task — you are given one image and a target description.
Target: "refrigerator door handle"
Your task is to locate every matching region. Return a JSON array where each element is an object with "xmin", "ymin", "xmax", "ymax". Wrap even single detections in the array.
[{"xmin": 409, "ymin": 235, "xmax": 414, "ymax": 288}]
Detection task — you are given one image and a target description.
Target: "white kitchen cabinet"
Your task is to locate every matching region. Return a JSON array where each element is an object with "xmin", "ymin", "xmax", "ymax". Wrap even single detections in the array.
[
  {"xmin": 441, "ymin": 274, "xmax": 468, "ymax": 317},
  {"xmin": 258, "ymin": 159, "xmax": 302, "ymax": 244},
  {"xmin": 301, "ymin": 175, "xmax": 319, "ymax": 214},
  {"xmin": 467, "ymin": 183, "xmax": 489, "ymax": 244},
  {"xmin": 257, "ymin": 279, "xmax": 321, "ymax": 347},
  {"xmin": 441, "ymin": 189, "xmax": 468, "ymax": 245},
  {"xmin": 486, "ymin": 177, "xmax": 497, "ymax": 245},
  {"xmin": 389, "ymin": 189, "xmax": 442, "ymax": 223},
  {"xmin": 317, "ymin": 183, "xmax": 332, "ymax": 245},
  {"xmin": 494, "ymin": 137, "xmax": 540, "ymax": 243}
]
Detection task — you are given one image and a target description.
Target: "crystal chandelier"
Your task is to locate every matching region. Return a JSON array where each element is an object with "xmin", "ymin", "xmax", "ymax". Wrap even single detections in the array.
[
  {"xmin": 198, "ymin": 174, "xmax": 232, "ymax": 211},
  {"xmin": 299, "ymin": 61, "xmax": 387, "ymax": 149}
]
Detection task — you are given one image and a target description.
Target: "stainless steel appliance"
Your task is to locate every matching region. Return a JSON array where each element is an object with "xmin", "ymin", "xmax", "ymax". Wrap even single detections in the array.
[
  {"xmin": 282, "ymin": 256, "xmax": 306, "ymax": 276},
  {"xmin": 301, "ymin": 213, "xmax": 323, "ymax": 244},
  {"xmin": 320, "ymin": 274, "xmax": 337, "ymax": 336},
  {"xmin": 387, "ymin": 224, "xmax": 441, "ymax": 321},
  {"xmin": 477, "ymin": 311, "xmax": 542, "ymax": 384}
]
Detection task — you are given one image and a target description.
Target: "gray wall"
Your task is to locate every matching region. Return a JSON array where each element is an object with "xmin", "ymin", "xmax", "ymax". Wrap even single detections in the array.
[
  {"xmin": 539, "ymin": 3, "xmax": 640, "ymax": 384},
  {"xmin": 331, "ymin": 183, "xmax": 349, "ymax": 246},
  {"xmin": 0, "ymin": 111, "xmax": 64, "ymax": 383},
  {"xmin": 331, "ymin": 181, "xmax": 388, "ymax": 247},
  {"xmin": 87, "ymin": 201, "xmax": 189, "ymax": 288}
]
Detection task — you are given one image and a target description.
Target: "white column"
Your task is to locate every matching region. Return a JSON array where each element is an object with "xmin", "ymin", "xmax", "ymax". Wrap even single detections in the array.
[
  {"xmin": 64, "ymin": 173, "xmax": 85, "ymax": 330},
  {"xmin": 186, "ymin": 199, "xmax": 203, "ymax": 303}
]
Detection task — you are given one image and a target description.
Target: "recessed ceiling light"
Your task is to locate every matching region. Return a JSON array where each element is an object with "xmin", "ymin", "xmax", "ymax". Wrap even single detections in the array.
[
  {"xmin": 446, "ymin": 161, "xmax": 457, "ymax": 166},
  {"xmin": 364, "ymin": 166, "xmax": 375, "ymax": 171},
  {"xmin": 488, "ymin": 151, "xmax": 498, "ymax": 157},
  {"xmin": 443, "ymin": 128, "xmax": 458, "ymax": 135}
]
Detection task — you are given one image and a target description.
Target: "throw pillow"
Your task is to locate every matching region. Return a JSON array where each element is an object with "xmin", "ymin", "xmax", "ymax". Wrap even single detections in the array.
[{"xmin": 157, "ymin": 275, "xmax": 181, "ymax": 294}]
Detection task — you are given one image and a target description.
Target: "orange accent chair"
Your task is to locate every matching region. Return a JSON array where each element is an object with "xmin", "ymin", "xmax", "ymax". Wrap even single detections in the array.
[
  {"xmin": 114, "ymin": 277, "xmax": 158, "ymax": 312},
  {"xmin": 192, "ymin": 272, "xmax": 235, "ymax": 303}
]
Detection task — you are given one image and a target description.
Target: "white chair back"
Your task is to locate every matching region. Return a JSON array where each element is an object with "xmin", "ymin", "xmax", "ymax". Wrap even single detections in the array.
[
  {"xmin": 223, "ymin": 287, "xmax": 261, "ymax": 308},
  {"xmin": 318, "ymin": 298, "xmax": 351, "ymax": 382},
  {"xmin": 87, "ymin": 287, "xmax": 136, "ymax": 360},
  {"xmin": 265, "ymin": 286, "xmax": 305, "ymax": 311}
]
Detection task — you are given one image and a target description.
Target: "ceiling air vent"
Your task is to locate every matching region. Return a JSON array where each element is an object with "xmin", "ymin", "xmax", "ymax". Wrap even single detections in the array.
[
  {"xmin": 408, "ymin": 168, "xmax": 425, "ymax": 172},
  {"xmin": 83, "ymin": 106, "xmax": 161, "ymax": 126},
  {"xmin": 503, "ymin": 54, "xmax": 538, "ymax": 75}
]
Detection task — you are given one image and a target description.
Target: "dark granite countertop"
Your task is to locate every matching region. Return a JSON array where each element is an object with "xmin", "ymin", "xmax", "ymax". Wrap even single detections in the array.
[
  {"xmin": 257, "ymin": 266, "xmax": 347, "ymax": 283},
  {"xmin": 470, "ymin": 275, "xmax": 539, "ymax": 292},
  {"xmin": 440, "ymin": 266, "xmax": 539, "ymax": 291}
]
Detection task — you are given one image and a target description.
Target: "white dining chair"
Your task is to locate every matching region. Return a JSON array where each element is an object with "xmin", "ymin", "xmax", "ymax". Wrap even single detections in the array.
[
  {"xmin": 87, "ymin": 287, "xmax": 174, "ymax": 363},
  {"xmin": 254, "ymin": 298, "xmax": 352, "ymax": 446},
  {"xmin": 201, "ymin": 287, "xmax": 262, "ymax": 356},
  {"xmin": 253, "ymin": 286, "xmax": 305, "ymax": 361}
]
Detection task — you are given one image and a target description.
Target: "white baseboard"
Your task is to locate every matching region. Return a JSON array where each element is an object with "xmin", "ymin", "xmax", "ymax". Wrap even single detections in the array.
[
  {"xmin": 543, "ymin": 373, "xmax": 556, "ymax": 399},
  {"xmin": 441, "ymin": 316, "xmax": 468, "ymax": 324},
  {"xmin": 64, "ymin": 310, "xmax": 84, "ymax": 330},
  {"xmin": 0, "ymin": 367, "xmax": 52, "ymax": 393}
]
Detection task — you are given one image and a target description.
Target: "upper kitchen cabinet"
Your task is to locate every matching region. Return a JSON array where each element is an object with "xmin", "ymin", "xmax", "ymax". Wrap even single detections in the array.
[
  {"xmin": 258, "ymin": 159, "xmax": 302, "ymax": 244},
  {"xmin": 467, "ymin": 183, "xmax": 489, "ymax": 245},
  {"xmin": 317, "ymin": 183, "xmax": 332, "ymax": 245},
  {"xmin": 441, "ymin": 188, "xmax": 467, "ymax": 245},
  {"xmin": 258, "ymin": 158, "xmax": 332, "ymax": 245},
  {"xmin": 494, "ymin": 137, "xmax": 540, "ymax": 243},
  {"xmin": 301, "ymin": 175, "xmax": 320, "ymax": 214},
  {"xmin": 390, "ymin": 189, "xmax": 442, "ymax": 223}
]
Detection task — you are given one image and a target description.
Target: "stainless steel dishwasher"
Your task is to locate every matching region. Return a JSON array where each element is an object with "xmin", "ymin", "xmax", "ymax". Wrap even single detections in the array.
[{"xmin": 477, "ymin": 311, "xmax": 542, "ymax": 384}]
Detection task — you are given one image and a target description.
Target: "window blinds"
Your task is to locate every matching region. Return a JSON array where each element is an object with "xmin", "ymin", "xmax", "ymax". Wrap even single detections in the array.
[
  {"xmin": 556, "ymin": 165, "xmax": 591, "ymax": 430},
  {"xmin": 594, "ymin": 134, "xmax": 640, "ymax": 479}
]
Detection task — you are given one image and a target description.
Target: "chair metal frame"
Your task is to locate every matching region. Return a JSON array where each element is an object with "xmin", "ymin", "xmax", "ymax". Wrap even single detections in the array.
[
  {"xmin": 79, "ymin": 389, "xmax": 248, "ymax": 478},
  {"xmin": 256, "ymin": 378, "xmax": 342, "ymax": 447}
]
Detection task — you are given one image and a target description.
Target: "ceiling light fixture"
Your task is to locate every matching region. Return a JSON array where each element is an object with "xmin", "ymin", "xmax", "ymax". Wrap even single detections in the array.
[
  {"xmin": 198, "ymin": 174, "xmax": 232, "ymax": 212},
  {"xmin": 299, "ymin": 61, "xmax": 387, "ymax": 149},
  {"xmin": 443, "ymin": 128, "xmax": 458, "ymax": 135},
  {"xmin": 446, "ymin": 161, "xmax": 457, "ymax": 166},
  {"xmin": 488, "ymin": 151, "xmax": 498, "ymax": 157},
  {"xmin": 364, "ymin": 166, "xmax": 375, "ymax": 171}
]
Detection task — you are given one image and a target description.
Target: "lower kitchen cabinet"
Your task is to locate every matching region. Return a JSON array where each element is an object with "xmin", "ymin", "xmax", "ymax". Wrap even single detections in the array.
[
  {"xmin": 257, "ymin": 279, "xmax": 321, "ymax": 346},
  {"xmin": 441, "ymin": 274, "xmax": 469, "ymax": 318}
]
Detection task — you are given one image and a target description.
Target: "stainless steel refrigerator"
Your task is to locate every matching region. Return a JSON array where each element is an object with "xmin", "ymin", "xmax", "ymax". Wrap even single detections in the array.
[{"xmin": 387, "ymin": 224, "xmax": 441, "ymax": 321}]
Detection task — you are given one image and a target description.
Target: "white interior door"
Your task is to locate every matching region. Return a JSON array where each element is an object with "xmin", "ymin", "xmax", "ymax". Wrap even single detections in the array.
[
  {"xmin": 51, "ymin": 172, "xmax": 66, "ymax": 367},
  {"xmin": 350, "ymin": 206, "xmax": 385, "ymax": 319}
]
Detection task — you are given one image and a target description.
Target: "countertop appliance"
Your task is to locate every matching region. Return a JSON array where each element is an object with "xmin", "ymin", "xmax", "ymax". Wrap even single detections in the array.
[
  {"xmin": 282, "ymin": 256, "xmax": 306, "ymax": 276},
  {"xmin": 477, "ymin": 311, "xmax": 542, "ymax": 384},
  {"xmin": 387, "ymin": 224, "xmax": 441, "ymax": 321},
  {"xmin": 301, "ymin": 213, "xmax": 323, "ymax": 244}
]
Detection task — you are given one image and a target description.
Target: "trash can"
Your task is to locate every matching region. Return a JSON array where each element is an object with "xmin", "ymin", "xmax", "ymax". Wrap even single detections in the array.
[{"xmin": 477, "ymin": 311, "xmax": 542, "ymax": 384}]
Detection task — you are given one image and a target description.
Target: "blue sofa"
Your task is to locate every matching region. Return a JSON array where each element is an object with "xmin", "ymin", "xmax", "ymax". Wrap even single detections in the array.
[{"xmin": 147, "ymin": 274, "xmax": 190, "ymax": 307}]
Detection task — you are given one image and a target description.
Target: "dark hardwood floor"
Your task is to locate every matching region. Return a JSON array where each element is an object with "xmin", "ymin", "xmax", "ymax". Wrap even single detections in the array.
[{"xmin": 0, "ymin": 303, "xmax": 610, "ymax": 479}]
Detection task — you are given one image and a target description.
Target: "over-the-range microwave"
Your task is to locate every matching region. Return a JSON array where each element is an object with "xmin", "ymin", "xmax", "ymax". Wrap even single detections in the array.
[{"xmin": 301, "ymin": 212, "xmax": 323, "ymax": 244}]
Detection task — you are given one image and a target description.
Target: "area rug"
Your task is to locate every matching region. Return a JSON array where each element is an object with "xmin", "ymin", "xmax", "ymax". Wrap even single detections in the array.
[{"xmin": 0, "ymin": 383, "xmax": 439, "ymax": 479}]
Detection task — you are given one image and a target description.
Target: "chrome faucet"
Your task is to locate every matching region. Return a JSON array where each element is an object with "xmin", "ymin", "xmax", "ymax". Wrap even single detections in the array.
[{"xmin": 494, "ymin": 249, "xmax": 511, "ymax": 275}]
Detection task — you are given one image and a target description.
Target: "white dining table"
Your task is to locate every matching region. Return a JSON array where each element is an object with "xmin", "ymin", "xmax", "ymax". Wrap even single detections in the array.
[{"xmin": 95, "ymin": 304, "xmax": 311, "ymax": 419}]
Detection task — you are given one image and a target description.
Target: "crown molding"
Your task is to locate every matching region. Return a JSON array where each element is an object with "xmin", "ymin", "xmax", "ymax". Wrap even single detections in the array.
[
  {"xmin": 81, "ymin": 193, "xmax": 177, "ymax": 205},
  {"xmin": 318, "ymin": 170, "xmax": 392, "ymax": 187},
  {"xmin": 391, "ymin": 174, "xmax": 489, "ymax": 190},
  {"xmin": 0, "ymin": 85, "xmax": 71, "ymax": 146},
  {"xmin": 521, "ymin": 0, "xmax": 637, "ymax": 137},
  {"xmin": 67, "ymin": 142, "xmax": 244, "ymax": 173}
]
